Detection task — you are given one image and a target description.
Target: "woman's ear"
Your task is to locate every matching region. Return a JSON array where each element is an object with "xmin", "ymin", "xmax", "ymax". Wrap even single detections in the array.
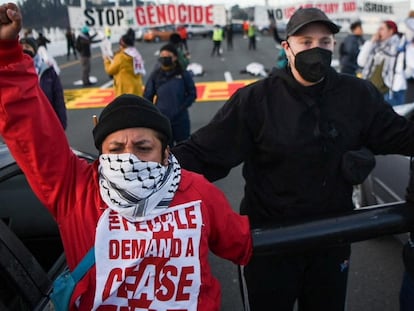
[{"xmin": 163, "ymin": 146, "xmax": 170, "ymax": 166}]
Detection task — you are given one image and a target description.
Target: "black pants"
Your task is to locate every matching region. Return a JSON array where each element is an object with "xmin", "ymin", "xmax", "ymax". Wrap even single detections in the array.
[
  {"xmin": 241, "ymin": 244, "xmax": 351, "ymax": 311},
  {"xmin": 211, "ymin": 40, "xmax": 222, "ymax": 56}
]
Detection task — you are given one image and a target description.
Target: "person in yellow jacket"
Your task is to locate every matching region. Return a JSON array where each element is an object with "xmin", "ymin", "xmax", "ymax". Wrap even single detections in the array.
[
  {"xmin": 248, "ymin": 22, "xmax": 257, "ymax": 50},
  {"xmin": 211, "ymin": 25, "xmax": 224, "ymax": 57},
  {"xmin": 103, "ymin": 34, "xmax": 146, "ymax": 96}
]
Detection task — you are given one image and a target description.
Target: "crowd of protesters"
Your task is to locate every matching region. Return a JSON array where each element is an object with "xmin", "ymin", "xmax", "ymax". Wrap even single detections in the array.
[{"xmin": 8, "ymin": 6, "xmax": 414, "ymax": 310}]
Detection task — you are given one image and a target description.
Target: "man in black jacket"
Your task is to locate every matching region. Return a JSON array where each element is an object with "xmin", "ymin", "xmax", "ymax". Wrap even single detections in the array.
[
  {"xmin": 339, "ymin": 20, "xmax": 364, "ymax": 75},
  {"xmin": 173, "ymin": 7, "xmax": 414, "ymax": 311}
]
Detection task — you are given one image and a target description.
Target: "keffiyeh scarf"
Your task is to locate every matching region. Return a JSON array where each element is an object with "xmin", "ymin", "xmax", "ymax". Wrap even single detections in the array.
[
  {"xmin": 124, "ymin": 47, "xmax": 146, "ymax": 75},
  {"xmin": 98, "ymin": 153, "xmax": 181, "ymax": 222}
]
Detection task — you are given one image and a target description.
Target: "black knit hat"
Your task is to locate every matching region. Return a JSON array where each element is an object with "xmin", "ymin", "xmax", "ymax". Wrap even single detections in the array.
[
  {"xmin": 93, "ymin": 94, "xmax": 172, "ymax": 149},
  {"xmin": 19, "ymin": 37, "xmax": 38, "ymax": 53},
  {"xmin": 160, "ymin": 43, "xmax": 178, "ymax": 56},
  {"xmin": 286, "ymin": 7, "xmax": 340, "ymax": 37},
  {"xmin": 121, "ymin": 34, "xmax": 134, "ymax": 47}
]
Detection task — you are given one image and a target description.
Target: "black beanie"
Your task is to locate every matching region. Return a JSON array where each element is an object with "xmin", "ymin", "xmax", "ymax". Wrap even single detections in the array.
[
  {"xmin": 160, "ymin": 43, "xmax": 178, "ymax": 56},
  {"xmin": 93, "ymin": 94, "xmax": 172, "ymax": 149},
  {"xmin": 121, "ymin": 34, "xmax": 134, "ymax": 47}
]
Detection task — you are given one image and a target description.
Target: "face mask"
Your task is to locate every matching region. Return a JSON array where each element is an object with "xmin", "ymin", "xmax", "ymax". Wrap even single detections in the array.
[
  {"xmin": 23, "ymin": 49, "xmax": 35, "ymax": 58},
  {"xmin": 292, "ymin": 47, "xmax": 332, "ymax": 82},
  {"xmin": 158, "ymin": 56, "xmax": 174, "ymax": 68}
]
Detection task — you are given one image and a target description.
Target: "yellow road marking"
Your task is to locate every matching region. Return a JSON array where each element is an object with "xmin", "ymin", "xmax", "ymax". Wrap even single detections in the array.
[{"xmin": 64, "ymin": 79, "xmax": 258, "ymax": 109}]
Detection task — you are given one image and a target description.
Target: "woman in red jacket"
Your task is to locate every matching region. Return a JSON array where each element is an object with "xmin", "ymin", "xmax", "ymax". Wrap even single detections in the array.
[{"xmin": 0, "ymin": 4, "xmax": 252, "ymax": 310}]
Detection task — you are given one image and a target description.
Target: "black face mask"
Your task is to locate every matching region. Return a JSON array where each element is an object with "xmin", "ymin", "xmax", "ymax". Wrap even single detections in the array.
[
  {"xmin": 158, "ymin": 56, "xmax": 173, "ymax": 68},
  {"xmin": 23, "ymin": 49, "xmax": 35, "ymax": 58},
  {"xmin": 293, "ymin": 47, "xmax": 332, "ymax": 82}
]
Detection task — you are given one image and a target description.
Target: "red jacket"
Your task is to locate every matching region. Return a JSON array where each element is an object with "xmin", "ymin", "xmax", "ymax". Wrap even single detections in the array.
[{"xmin": 0, "ymin": 39, "xmax": 252, "ymax": 310}]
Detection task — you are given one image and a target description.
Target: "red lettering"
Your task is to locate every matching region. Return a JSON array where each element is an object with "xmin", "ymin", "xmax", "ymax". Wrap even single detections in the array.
[
  {"xmin": 131, "ymin": 239, "xmax": 147, "ymax": 258},
  {"xmin": 103, "ymin": 268, "xmax": 123, "ymax": 300},
  {"xmin": 108, "ymin": 210, "xmax": 121, "ymax": 230},
  {"xmin": 171, "ymin": 238, "xmax": 182, "ymax": 257},
  {"xmin": 343, "ymin": 1, "xmax": 357, "ymax": 12},
  {"xmin": 185, "ymin": 206, "xmax": 197, "ymax": 229},
  {"xmin": 174, "ymin": 209, "xmax": 187, "ymax": 229},
  {"xmin": 176, "ymin": 266, "xmax": 194, "ymax": 301},
  {"xmin": 167, "ymin": 4, "xmax": 176, "ymax": 24},
  {"xmin": 177, "ymin": 4, "xmax": 187, "ymax": 23},
  {"xmin": 133, "ymin": 221, "xmax": 148, "ymax": 232},
  {"xmin": 146, "ymin": 5, "xmax": 156, "ymax": 25},
  {"xmin": 121, "ymin": 240, "xmax": 131, "ymax": 259},
  {"xmin": 109, "ymin": 240, "xmax": 119, "ymax": 259},
  {"xmin": 157, "ymin": 265, "xmax": 177, "ymax": 301},
  {"xmin": 193, "ymin": 6, "xmax": 203, "ymax": 23},
  {"xmin": 135, "ymin": 6, "xmax": 146, "ymax": 26},
  {"xmin": 187, "ymin": 5, "xmax": 192, "ymax": 23},
  {"xmin": 156, "ymin": 5, "xmax": 166, "ymax": 24},
  {"xmin": 185, "ymin": 237, "xmax": 194, "ymax": 257},
  {"xmin": 206, "ymin": 5, "xmax": 213, "ymax": 24}
]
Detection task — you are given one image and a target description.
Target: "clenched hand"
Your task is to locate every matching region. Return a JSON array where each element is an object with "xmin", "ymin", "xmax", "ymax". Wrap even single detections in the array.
[{"xmin": 0, "ymin": 3, "xmax": 21, "ymax": 40}]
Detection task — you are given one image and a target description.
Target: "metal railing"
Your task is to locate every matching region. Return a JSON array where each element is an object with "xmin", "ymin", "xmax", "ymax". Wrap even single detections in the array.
[{"xmin": 252, "ymin": 202, "xmax": 414, "ymax": 255}]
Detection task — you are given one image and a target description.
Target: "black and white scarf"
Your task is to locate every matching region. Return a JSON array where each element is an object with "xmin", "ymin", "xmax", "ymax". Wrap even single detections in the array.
[{"xmin": 98, "ymin": 153, "xmax": 181, "ymax": 222}]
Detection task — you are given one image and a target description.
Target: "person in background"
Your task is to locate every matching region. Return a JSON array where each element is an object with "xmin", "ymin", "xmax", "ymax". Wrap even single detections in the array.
[
  {"xmin": 357, "ymin": 20, "xmax": 408, "ymax": 106},
  {"xmin": 65, "ymin": 27, "xmax": 77, "ymax": 60},
  {"xmin": 211, "ymin": 24, "xmax": 224, "ymax": 57},
  {"xmin": 20, "ymin": 37, "xmax": 67, "ymax": 130},
  {"xmin": 169, "ymin": 33, "xmax": 190, "ymax": 70},
  {"xmin": 126, "ymin": 27, "xmax": 135, "ymax": 42},
  {"xmin": 270, "ymin": 18, "xmax": 287, "ymax": 69},
  {"xmin": 339, "ymin": 20, "xmax": 364, "ymax": 76},
  {"xmin": 172, "ymin": 7, "xmax": 414, "ymax": 311},
  {"xmin": 404, "ymin": 11, "xmax": 414, "ymax": 103},
  {"xmin": 177, "ymin": 25, "xmax": 189, "ymax": 53},
  {"xmin": 247, "ymin": 22, "xmax": 257, "ymax": 51},
  {"xmin": 76, "ymin": 25, "xmax": 102, "ymax": 86},
  {"xmin": 103, "ymin": 34, "xmax": 146, "ymax": 97},
  {"xmin": 104, "ymin": 26, "xmax": 112, "ymax": 40},
  {"xmin": 144, "ymin": 43, "xmax": 196, "ymax": 146},
  {"xmin": 243, "ymin": 19, "xmax": 249, "ymax": 38},
  {"xmin": 225, "ymin": 23, "xmax": 233, "ymax": 51},
  {"xmin": 36, "ymin": 32, "xmax": 50, "ymax": 49},
  {"xmin": 270, "ymin": 18, "xmax": 283, "ymax": 47},
  {"xmin": 0, "ymin": 4, "xmax": 253, "ymax": 310}
]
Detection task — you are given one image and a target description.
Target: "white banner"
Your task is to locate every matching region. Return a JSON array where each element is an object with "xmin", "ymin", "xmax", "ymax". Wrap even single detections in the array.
[
  {"xmin": 68, "ymin": 4, "xmax": 227, "ymax": 31},
  {"xmin": 254, "ymin": 0, "xmax": 410, "ymax": 31}
]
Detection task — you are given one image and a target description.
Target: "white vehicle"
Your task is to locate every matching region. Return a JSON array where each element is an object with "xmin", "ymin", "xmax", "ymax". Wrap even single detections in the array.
[{"xmin": 183, "ymin": 24, "xmax": 214, "ymax": 39}]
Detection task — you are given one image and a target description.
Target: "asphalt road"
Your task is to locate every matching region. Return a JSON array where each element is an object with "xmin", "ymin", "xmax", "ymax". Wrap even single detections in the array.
[{"xmin": 57, "ymin": 33, "xmax": 406, "ymax": 311}]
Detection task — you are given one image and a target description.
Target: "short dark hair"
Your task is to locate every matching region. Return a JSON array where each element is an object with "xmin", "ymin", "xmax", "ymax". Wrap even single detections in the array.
[{"xmin": 350, "ymin": 21, "xmax": 362, "ymax": 31}]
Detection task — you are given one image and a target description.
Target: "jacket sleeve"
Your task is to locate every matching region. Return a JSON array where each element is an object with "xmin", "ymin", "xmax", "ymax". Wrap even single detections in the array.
[
  {"xmin": 0, "ymin": 39, "xmax": 91, "ymax": 219},
  {"xmin": 357, "ymin": 40, "xmax": 374, "ymax": 68},
  {"xmin": 183, "ymin": 70, "xmax": 197, "ymax": 108},
  {"xmin": 50, "ymin": 68, "xmax": 67, "ymax": 130},
  {"xmin": 104, "ymin": 54, "xmax": 120, "ymax": 76},
  {"xmin": 173, "ymin": 86, "xmax": 253, "ymax": 181},
  {"xmin": 200, "ymin": 175, "xmax": 252, "ymax": 265},
  {"xmin": 143, "ymin": 71, "xmax": 157, "ymax": 102},
  {"xmin": 359, "ymin": 81, "xmax": 414, "ymax": 155}
]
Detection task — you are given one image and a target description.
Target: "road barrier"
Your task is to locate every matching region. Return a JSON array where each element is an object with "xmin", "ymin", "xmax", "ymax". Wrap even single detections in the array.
[{"xmin": 252, "ymin": 202, "xmax": 414, "ymax": 255}]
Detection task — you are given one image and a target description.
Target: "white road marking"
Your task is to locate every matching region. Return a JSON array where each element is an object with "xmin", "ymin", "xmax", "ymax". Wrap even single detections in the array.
[{"xmin": 224, "ymin": 71, "xmax": 233, "ymax": 82}]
